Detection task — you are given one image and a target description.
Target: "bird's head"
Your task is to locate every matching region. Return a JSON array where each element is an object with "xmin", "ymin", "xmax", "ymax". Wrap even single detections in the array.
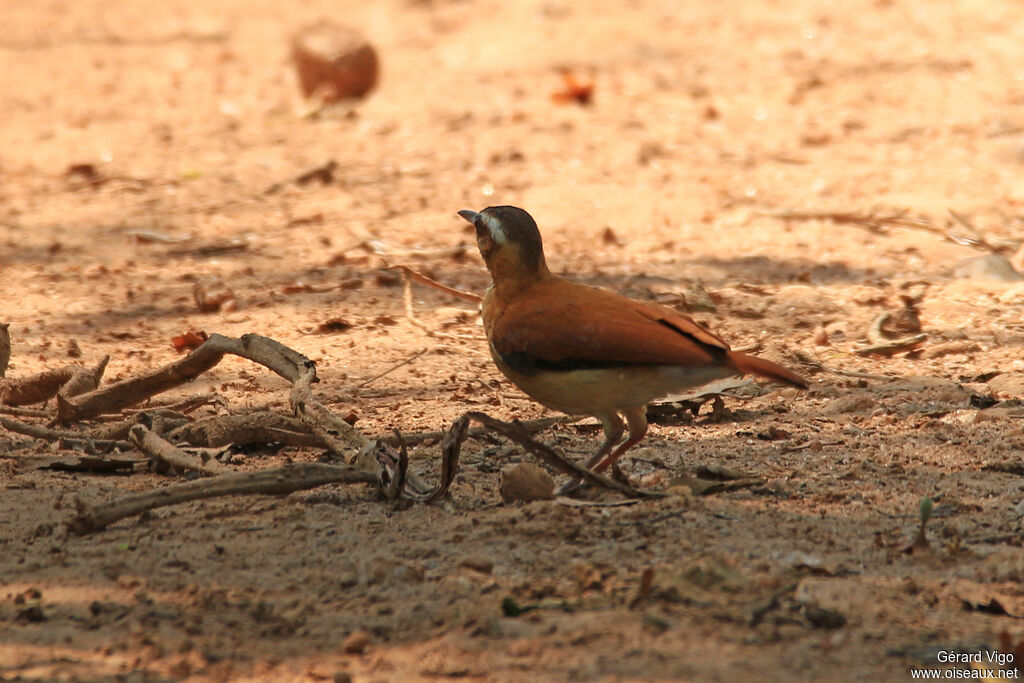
[{"xmin": 457, "ymin": 206, "xmax": 549, "ymax": 289}]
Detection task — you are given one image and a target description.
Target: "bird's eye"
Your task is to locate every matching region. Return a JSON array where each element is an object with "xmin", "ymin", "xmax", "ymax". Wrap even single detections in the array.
[{"xmin": 477, "ymin": 231, "xmax": 496, "ymax": 257}]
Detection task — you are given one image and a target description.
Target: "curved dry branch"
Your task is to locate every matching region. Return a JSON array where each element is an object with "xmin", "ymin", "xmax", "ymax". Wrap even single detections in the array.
[
  {"xmin": 2, "ymin": 366, "xmax": 79, "ymax": 407},
  {"xmin": 167, "ymin": 412, "xmax": 318, "ymax": 448},
  {"xmin": 0, "ymin": 322, "xmax": 10, "ymax": 378},
  {"xmin": 462, "ymin": 412, "xmax": 665, "ymax": 500},
  {"xmin": 399, "ymin": 412, "xmax": 665, "ymax": 503},
  {"xmin": 67, "ymin": 462, "xmax": 379, "ymax": 535},
  {"xmin": 0, "ymin": 415, "xmax": 132, "ymax": 452},
  {"xmin": 130, "ymin": 424, "xmax": 231, "ymax": 476},
  {"xmin": 55, "ymin": 338, "xmax": 230, "ymax": 423}
]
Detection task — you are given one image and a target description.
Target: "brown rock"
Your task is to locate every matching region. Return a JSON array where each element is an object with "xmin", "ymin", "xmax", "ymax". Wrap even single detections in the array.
[
  {"xmin": 987, "ymin": 373, "xmax": 1024, "ymax": 398},
  {"xmin": 341, "ymin": 629, "xmax": 370, "ymax": 654},
  {"xmin": 458, "ymin": 556, "xmax": 494, "ymax": 574},
  {"xmin": 953, "ymin": 254, "xmax": 1023, "ymax": 282},
  {"xmin": 922, "ymin": 341, "xmax": 981, "ymax": 359},
  {"xmin": 499, "ymin": 463, "xmax": 555, "ymax": 503},
  {"xmin": 192, "ymin": 277, "xmax": 237, "ymax": 313},
  {"xmin": 291, "ymin": 22, "xmax": 378, "ymax": 101},
  {"xmin": 365, "ymin": 557, "xmax": 424, "ymax": 585},
  {"xmin": 824, "ymin": 394, "xmax": 876, "ymax": 415}
]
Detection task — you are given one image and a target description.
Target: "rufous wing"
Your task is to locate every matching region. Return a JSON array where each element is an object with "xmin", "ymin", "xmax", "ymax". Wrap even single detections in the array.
[{"xmin": 489, "ymin": 278, "xmax": 732, "ymax": 368}]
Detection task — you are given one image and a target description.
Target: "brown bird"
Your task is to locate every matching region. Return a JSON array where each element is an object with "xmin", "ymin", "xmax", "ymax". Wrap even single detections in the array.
[{"xmin": 457, "ymin": 205, "xmax": 808, "ymax": 480}]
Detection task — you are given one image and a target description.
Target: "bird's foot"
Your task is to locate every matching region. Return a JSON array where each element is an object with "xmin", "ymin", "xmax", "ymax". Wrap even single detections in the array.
[
  {"xmin": 610, "ymin": 462, "xmax": 632, "ymax": 486},
  {"xmin": 556, "ymin": 476, "xmax": 586, "ymax": 496},
  {"xmin": 556, "ymin": 464, "xmax": 633, "ymax": 496}
]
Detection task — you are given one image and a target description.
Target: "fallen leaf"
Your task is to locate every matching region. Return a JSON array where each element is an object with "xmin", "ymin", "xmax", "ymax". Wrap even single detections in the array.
[
  {"xmin": 551, "ymin": 70, "xmax": 594, "ymax": 105},
  {"xmin": 171, "ymin": 331, "xmax": 208, "ymax": 352}
]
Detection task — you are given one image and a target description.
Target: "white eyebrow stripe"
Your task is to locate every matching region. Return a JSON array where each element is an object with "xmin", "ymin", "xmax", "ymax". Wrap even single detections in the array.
[{"xmin": 480, "ymin": 213, "xmax": 507, "ymax": 244}]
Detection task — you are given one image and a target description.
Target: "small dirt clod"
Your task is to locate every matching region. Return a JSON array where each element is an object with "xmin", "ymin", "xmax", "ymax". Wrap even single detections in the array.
[
  {"xmin": 291, "ymin": 22, "xmax": 379, "ymax": 101},
  {"xmin": 499, "ymin": 463, "xmax": 555, "ymax": 503}
]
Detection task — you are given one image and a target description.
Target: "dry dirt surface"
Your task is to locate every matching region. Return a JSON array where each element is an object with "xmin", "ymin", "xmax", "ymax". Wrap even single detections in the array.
[{"xmin": 4, "ymin": 1, "xmax": 1024, "ymax": 681}]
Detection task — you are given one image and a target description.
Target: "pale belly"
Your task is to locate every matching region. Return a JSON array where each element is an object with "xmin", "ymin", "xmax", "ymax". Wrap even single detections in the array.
[{"xmin": 490, "ymin": 345, "xmax": 738, "ymax": 416}]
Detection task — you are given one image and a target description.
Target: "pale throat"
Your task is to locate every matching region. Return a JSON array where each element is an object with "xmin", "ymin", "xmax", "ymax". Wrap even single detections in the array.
[{"xmin": 480, "ymin": 213, "xmax": 508, "ymax": 245}]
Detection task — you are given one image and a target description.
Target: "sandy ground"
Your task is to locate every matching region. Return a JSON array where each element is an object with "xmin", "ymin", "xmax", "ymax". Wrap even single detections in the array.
[{"xmin": 3, "ymin": 1, "xmax": 1024, "ymax": 681}]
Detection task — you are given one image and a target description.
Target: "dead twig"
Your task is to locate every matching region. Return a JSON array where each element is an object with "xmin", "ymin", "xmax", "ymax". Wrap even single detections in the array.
[
  {"xmin": 39, "ymin": 456, "xmax": 143, "ymax": 473},
  {"xmin": 120, "ymin": 394, "xmax": 222, "ymax": 416},
  {"xmin": 130, "ymin": 424, "xmax": 231, "ymax": 476},
  {"xmin": 398, "ymin": 267, "xmax": 483, "ymax": 342},
  {"xmin": 0, "ymin": 322, "xmax": 9, "ymax": 377},
  {"xmin": 56, "ymin": 334, "xmax": 306, "ymax": 425},
  {"xmin": 455, "ymin": 412, "xmax": 666, "ymax": 500},
  {"xmin": 66, "ymin": 462, "xmax": 379, "ymax": 535},
  {"xmin": 367, "ymin": 242, "xmax": 469, "ymax": 260},
  {"xmin": 57, "ymin": 356, "xmax": 110, "ymax": 401},
  {"xmin": 947, "ymin": 209, "xmax": 1012, "ymax": 253},
  {"xmin": 86, "ymin": 411, "xmax": 190, "ymax": 443},
  {"xmin": 50, "ymin": 333, "xmax": 429, "ymax": 499},
  {"xmin": 857, "ymin": 310, "xmax": 927, "ymax": 355},
  {"xmin": 822, "ymin": 366, "xmax": 896, "ymax": 381},
  {"xmin": 0, "ymin": 405, "xmax": 49, "ymax": 418},
  {"xmin": 763, "ymin": 207, "xmax": 1017, "ymax": 255},
  {"xmin": 402, "ymin": 412, "xmax": 470, "ymax": 502},
  {"xmin": 670, "ymin": 475, "xmax": 763, "ymax": 496},
  {"xmin": 0, "ymin": 416, "xmax": 132, "ymax": 451},
  {"xmin": 358, "ymin": 349, "xmax": 428, "ymax": 388},
  {"xmin": 760, "ymin": 208, "xmax": 928, "ymax": 234},
  {"xmin": 389, "ymin": 265, "xmax": 482, "ymax": 304},
  {"xmin": 867, "ymin": 312, "xmax": 891, "ymax": 346},
  {"xmin": 289, "ymin": 360, "xmax": 370, "ymax": 454},
  {"xmin": 2, "ymin": 365, "xmax": 80, "ymax": 407},
  {"xmin": 54, "ymin": 339, "xmax": 232, "ymax": 424},
  {"xmin": 384, "ymin": 429, "xmax": 409, "ymax": 500},
  {"xmin": 264, "ymin": 160, "xmax": 338, "ymax": 194},
  {"xmin": 167, "ymin": 411, "xmax": 318, "ymax": 448},
  {"xmin": 381, "ymin": 415, "xmax": 573, "ymax": 448},
  {"xmin": 853, "ymin": 334, "xmax": 927, "ymax": 357}
]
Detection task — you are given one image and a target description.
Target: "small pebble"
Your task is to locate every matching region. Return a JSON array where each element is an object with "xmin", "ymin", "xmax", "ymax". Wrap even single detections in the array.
[
  {"xmin": 292, "ymin": 22, "xmax": 378, "ymax": 101},
  {"xmin": 342, "ymin": 629, "xmax": 371, "ymax": 654},
  {"xmin": 499, "ymin": 463, "xmax": 555, "ymax": 503},
  {"xmin": 952, "ymin": 254, "xmax": 1023, "ymax": 282},
  {"xmin": 458, "ymin": 556, "xmax": 494, "ymax": 574}
]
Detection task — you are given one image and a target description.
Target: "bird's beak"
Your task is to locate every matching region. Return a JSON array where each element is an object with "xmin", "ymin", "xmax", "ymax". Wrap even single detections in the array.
[{"xmin": 457, "ymin": 210, "xmax": 479, "ymax": 224}]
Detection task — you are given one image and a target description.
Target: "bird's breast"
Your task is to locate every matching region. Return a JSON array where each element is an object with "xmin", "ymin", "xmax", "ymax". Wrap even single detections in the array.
[{"xmin": 487, "ymin": 341, "xmax": 737, "ymax": 415}]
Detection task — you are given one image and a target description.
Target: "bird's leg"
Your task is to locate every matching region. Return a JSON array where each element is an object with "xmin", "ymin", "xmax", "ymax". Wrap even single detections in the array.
[
  {"xmin": 592, "ymin": 405, "xmax": 648, "ymax": 475},
  {"xmin": 583, "ymin": 412, "xmax": 625, "ymax": 469},
  {"xmin": 557, "ymin": 412, "xmax": 624, "ymax": 495}
]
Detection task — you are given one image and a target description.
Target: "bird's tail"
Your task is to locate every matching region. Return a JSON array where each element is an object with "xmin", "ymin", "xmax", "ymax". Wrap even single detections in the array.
[{"xmin": 728, "ymin": 351, "xmax": 808, "ymax": 389}]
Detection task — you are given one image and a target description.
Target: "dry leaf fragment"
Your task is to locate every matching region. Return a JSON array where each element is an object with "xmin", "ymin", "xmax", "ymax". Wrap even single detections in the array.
[
  {"xmin": 295, "ymin": 160, "xmax": 338, "ymax": 186},
  {"xmin": 551, "ymin": 70, "xmax": 594, "ymax": 105},
  {"xmin": 171, "ymin": 331, "xmax": 208, "ymax": 352},
  {"xmin": 0, "ymin": 322, "xmax": 10, "ymax": 377},
  {"xmin": 958, "ymin": 588, "xmax": 1024, "ymax": 618},
  {"xmin": 65, "ymin": 163, "xmax": 105, "ymax": 189},
  {"xmin": 193, "ymin": 277, "xmax": 238, "ymax": 313},
  {"xmin": 757, "ymin": 425, "xmax": 791, "ymax": 441},
  {"xmin": 282, "ymin": 283, "xmax": 316, "ymax": 295},
  {"xmin": 315, "ymin": 318, "xmax": 354, "ymax": 334}
]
